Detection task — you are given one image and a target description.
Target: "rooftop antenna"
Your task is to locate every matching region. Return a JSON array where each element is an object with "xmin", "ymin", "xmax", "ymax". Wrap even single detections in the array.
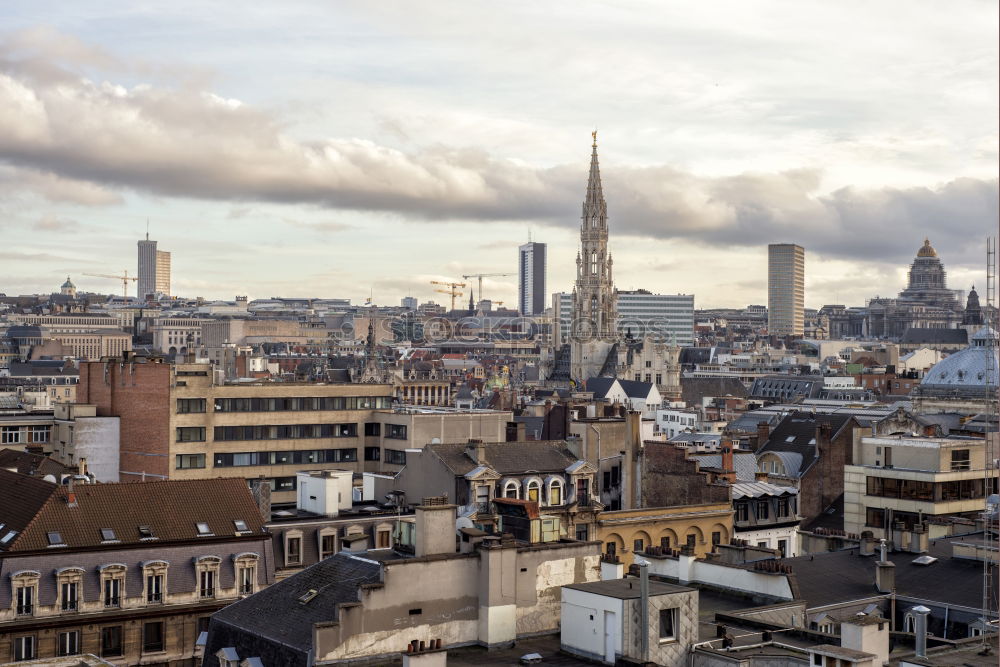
[{"xmin": 145, "ymin": 218, "xmax": 149, "ymax": 241}]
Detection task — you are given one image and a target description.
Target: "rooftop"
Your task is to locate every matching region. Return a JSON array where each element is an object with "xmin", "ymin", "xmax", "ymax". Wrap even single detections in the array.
[{"xmin": 563, "ymin": 577, "xmax": 694, "ymax": 599}]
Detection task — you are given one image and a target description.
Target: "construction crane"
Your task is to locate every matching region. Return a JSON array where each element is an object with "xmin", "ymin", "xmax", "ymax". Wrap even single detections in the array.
[
  {"xmin": 430, "ymin": 280, "xmax": 466, "ymax": 311},
  {"xmin": 461, "ymin": 272, "xmax": 515, "ymax": 304},
  {"xmin": 84, "ymin": 270, "xmax": 138, "ymax": 298}
]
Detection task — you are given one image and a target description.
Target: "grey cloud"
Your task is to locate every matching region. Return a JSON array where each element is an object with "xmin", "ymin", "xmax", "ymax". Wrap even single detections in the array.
[
  {"xmin": 33, "ymin": 215, "xmax": 79, "ymax": 232},
  {"xmin": 0, "ymin": 46, "xmax": 994, "ymax": 271}
]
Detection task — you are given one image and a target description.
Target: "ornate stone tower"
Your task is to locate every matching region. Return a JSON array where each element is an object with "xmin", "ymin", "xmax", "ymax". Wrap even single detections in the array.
[{"xmin": 570, "ymin": 133, "xmax": 619, "ymax": 382}]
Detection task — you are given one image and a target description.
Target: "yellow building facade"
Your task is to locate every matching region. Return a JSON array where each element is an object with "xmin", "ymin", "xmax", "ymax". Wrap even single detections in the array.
[{"xmin": 595, "ymin": 502, "xmax": 734, "ymax": 567}]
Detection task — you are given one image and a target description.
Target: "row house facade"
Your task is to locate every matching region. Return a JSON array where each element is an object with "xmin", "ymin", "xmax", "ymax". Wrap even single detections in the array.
[{"xmin": 0, "ymin": 471, "xmax": 272, "ymax": 665}]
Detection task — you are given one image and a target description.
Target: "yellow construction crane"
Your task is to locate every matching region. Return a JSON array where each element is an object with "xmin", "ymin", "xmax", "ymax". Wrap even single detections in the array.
[
  {"xmin": 430, "ymin": 280, "xmax": 466, "ymax": 311},
  {"xmin": 462, "ymin": 272, "xmax": 515, "ymax": 304},
  {"xmin": 84, "ymin": 270, "xmax": 138, "ymax": 298}
]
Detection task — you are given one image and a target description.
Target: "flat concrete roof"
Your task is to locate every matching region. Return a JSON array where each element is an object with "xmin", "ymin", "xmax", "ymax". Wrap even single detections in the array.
[{"xmin": 563, "ymin": 578, "xmax": 694, "ymax": 600}]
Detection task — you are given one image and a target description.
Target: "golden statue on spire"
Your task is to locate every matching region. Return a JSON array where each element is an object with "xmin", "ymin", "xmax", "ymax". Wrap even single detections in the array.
[{"xmin": 592, "ymin": 129, "xmax": 597, "ymax": 147}]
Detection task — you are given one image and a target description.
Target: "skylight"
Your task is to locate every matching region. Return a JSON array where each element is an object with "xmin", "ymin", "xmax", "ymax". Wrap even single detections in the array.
[
  {"xmin": 233, "ymin": 520, "xmax": 249, "ymax": 532},
  {"xmin": 0, "ymin": 530, "xmax": 16, "ymax": 544},
  {"xmin": 196, "ymin": 522, "xmax": 212, "ymax": 536},
  {"xmin": 47, "ymin": 531, "xmax": 64, "ymax": 545},
  {"xmin": 100, "ymin": 528, "xmax": 116, "ymax": 541},
  {"xmin": 138, "ymin": 525, "xmax": 154, "ymax": 539}
]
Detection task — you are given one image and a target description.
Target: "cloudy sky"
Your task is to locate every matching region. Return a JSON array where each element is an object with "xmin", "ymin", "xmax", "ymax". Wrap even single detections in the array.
[{"xmin": 0, "ymin": 1, "xmax": 997, "ymax": 308}]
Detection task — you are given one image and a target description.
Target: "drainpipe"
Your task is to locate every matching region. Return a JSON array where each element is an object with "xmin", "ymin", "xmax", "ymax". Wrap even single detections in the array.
[
  {"xmin": 639, "ymin": 559, "xmax": 650, "ymax": 661},
  {"xmin": 912, "ymin": 605, "xmax": 930, "ymax": 659}
]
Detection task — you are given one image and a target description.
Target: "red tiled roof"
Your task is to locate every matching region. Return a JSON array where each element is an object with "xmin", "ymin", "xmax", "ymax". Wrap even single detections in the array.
[{"xmin": 2, "ymin": 474, "xmax": 266, "ymax": 552}]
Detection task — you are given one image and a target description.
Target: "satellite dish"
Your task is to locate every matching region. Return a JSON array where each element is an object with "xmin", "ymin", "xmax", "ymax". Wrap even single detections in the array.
[
  {"xmin": 42, "ymin": 474, "xmax": 57, "ymax": 483},
  {"xmin": 456, "ymin": 516, "xmax": 474, "ymax": 532}
]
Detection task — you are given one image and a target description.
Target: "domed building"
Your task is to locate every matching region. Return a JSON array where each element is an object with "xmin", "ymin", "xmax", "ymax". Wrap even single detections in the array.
[
  {"xmin": 898, "ymin": 239, "xmax": 961, "ymax": 308},
  {"xmin": 60, "ymin": 276, "xmax": 76, "ymax": 297},
  {"xmin": 913, "ymin": 326, "xmax": 999, "ymax": 414}
]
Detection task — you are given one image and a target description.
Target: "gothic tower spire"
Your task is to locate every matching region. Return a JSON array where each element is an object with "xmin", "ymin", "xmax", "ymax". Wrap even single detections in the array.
[{"xmin": 570, "ymin": 132, "xmax": 619, "ymax": 382}]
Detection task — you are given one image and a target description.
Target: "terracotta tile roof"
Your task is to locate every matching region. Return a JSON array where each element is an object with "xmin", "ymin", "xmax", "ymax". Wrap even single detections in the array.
[
  {"xmin": 0, "ymin": 469, "xmax": 57, "ymax": 540},
  {"xmin": 0, "ymin": 449, "xmax": 70, "ymax": 478},
  {"xmin": 1, "ymin": 473, "xmax": 266, "ymax": 553}
]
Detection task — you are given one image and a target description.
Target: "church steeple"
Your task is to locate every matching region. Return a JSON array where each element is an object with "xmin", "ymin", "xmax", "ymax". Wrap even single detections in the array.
[{"xmin": 582, "ymin": 130, "xmax": 607, "ymax": 227}]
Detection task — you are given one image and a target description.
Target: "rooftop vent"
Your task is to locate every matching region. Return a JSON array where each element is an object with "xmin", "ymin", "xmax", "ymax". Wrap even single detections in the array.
[
  {"xmin": 297, "ymin": 589, "xmax": 318, "ymax": 604},
  {"xmin": 912, "ymin": 555, "xmax": 937, "ymax": 566}
]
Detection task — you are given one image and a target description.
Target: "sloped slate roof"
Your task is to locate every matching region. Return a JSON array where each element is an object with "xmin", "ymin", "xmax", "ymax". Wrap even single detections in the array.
[
  {"xmin": 680, "ymin": 376, "xmax": 749, "ymax": 405},
  {"xmin": 0, "ymin": 449, "xmax": 69, "ymax": 478},
  {"xmin": 585, "ymin": 376, "xmax": 618, "ymax": 399},
  {"xmin": 731, "ymin": 481, "xmax": 798, "ymax": 499},
  {"xmin": 0, "ymin": 469, "xmax": 56, "ymax": 541},
  {"xmin": 2, "ymin": 473, "xmax": 266, "ymax": 552},
  {"xmin": 690, "ymin": 451, "xmax": 758, "ymax": 482},
  {"xmin": 430, "ymin": 440, "xmax": 578, "ymax": 476},
  {"xmin": 210, "ymin": 552, "xmax": 381, "ymax": 655},
  {"xmin": 617, "ymin": 379, "xmax": 656, "ymax": 399}
]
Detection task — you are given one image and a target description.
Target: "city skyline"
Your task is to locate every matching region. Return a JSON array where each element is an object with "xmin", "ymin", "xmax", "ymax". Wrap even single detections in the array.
[{"xmin": 0, "ymin": 1, "xmax": 997, "ymax": 307}]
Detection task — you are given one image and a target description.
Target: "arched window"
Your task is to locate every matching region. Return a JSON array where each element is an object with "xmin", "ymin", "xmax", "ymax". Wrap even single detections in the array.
[
  {"xmin": 526, "ymin": 480, "xmax": 541, "ymax": 503},
  {"xmin": 548, "ymin": 479, "xmax": 564, "ymax": 506},
  {"xmin": 590, "ymin": 252, "xmax": 598, "ymax": 275},
  {"xmin": 233, "ymin": 553, "xmax": 260, "ymax": 597},
  {"xmin": 503, "ymin": 480, "xmax": 520, "ymax": 499}
]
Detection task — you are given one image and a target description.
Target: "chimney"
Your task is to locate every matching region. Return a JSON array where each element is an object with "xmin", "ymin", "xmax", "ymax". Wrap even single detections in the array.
[
  {"xmin": 908, "ymin": 525, "xmax": 929, "ymax": 554},
  {"xmin": 875, "ymin": 539, "xmax": 895, "ymax": 593},
  {"xmin": 719, "ymin": 435, "xmax": 737, "ymax": 483},
  {"xmin": 859, "ymin": 533, "xmax": 875, "ymax": 557},
  {"xmin": 465, "ymin": 439, "xmax": 486, "ymax": 465},
  {"xmin": 754, "ymin": 471, "xmax": 769, "ymax": 483},
  {"xmin": 756, "ymin": 421, "xmax": 770, "ymax": 448},
  {"xmin": 66, "ymin": 478, "xmax": 77, "ymax": 508},
  {"xmin": 841, "ymin": 615, "xmax": 889, "ymax": 667},
  {"xmin": 816, "ymin": 421, "xmax": 833, "ymax": 451},
  {"xmin": 415, "ymin": 501, "xmax": 458, "ymax": 557},
  {"xmin": 79, "ymin": 457, "xmax": 88, "ymax": 478},
  {"xmin": 911, "ymin": 605, "xmax": 930, "ymax": 658}
]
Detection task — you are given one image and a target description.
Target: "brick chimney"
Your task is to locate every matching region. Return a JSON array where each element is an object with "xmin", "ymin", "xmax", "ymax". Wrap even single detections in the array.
[
  {"xmin": 756, "ymin": 421, "xmax": 770, "ymax": 449},
  {"xmin": 719, "ymin": 438, "xmax": 736, "ymax": 484},
  {"xmin": 815, "ymin": 421, "xmax": 833, "ymax": 453}
]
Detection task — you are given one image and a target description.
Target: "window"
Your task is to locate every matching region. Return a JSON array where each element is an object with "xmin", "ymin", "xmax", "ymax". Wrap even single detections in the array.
[
  {"xmin": 386, "ymin": 424, "xmax": 408, "ymax": 439},
  {"xmin": 100, "ymin": 528, "xmax": 117, "ymax": 542},
  {"xmin": 47, "ymin": 531, "xmax": 64, "ymax": 546},
  {"xmin": 712, "ymin": 531, "xmax": 722, "ymax": 545},
  {"xmin": 103, "ymin": 577, "xmax": 122, "ymax": 608},
  {"xmin": 364, "ymin": 422, "xmax": 381, "ymax": 436},
  {"xmin": 659, "ymin": 608, "xmax": 676, "ymax": 641},
  {"xmin": 526, "ymin": 480, "xmax": 540, "ymax": 503},
  {"xmin": 30, "ymin": 426, "xmax": 50, "ymax": 443},
  {"xmin": 633, "ymin": 538, "xmax": 644, "ymax": 553},
  {"xmin": 777, "ymin": 498, "xmax": 790, "ymax": 518},
  {"xmin": 1, "ymin": 426, "xmax": 23, "ymax": 444},
  {"xmin": 364, "ymin": 446, "xmax": 381, "ymax": 461},
  {"xmin": 238, "ymin": 564, "xmax": 255, "ymax": 596},
  {"xmin": 101, "ymin": 626, "xmax": 123, "ymax": 658},
  {"xmin": 813, "ymin": 653, "xmax": 823, "ymax": 666},
  {"xmin": 548, "ymin": 479, "xmax": 563, "ymax": 506},
  {"xmin": 377, "ymin": 530, "xmax": 391, "ymax": 549},
  {"xmin": 175, "ymin": 453, "xmax": 206, "ymax": 469},
  {"xmin": 196, "ymin": 522, "xmax": 212, "ymax": 536},
  {"xmin": 199, "ymin": 569, "xmax": 216, "ymax": 598},
  {"xmin": 756, "ymin": 501, "xmax": 770, "ymax": 520},
  {"xmin": 176, "ymin": 426, "xmax": 206, "ymax": 442},
  {"xmin": 147, "ymin": 574, "xmax": 163, "ymax": 602},
  {"xmin": 61, "ymin": 581, "xmax": 79, "ymax": 611},
  {"xmin": 576, "ymin": 525, "xmax": 589, "ymax": 541},
  {"xmin": 286, "ymin": 536, "xmax": 302, "ymax": 565},
  {"xmin": 735, "ymin": 503, "xmax": 749, "ymax": 522},
  {"xmin": 176, "ymin": 398, "xmax": 206, "ymax": 413},
  {"xmin": 660, "ymin": 536, "xmax": 671, "ymax": 549},
  {"xmin": 138, "ymin": 525, "xmax": 154, "ymax": 539},
  {"xmin": 865, "ymin": 507, "xmax": 886, "ymax": 528},
  {"xmin": 57, "ymin": 631, "xmax": 79, "ymax": 656},
  {"xmin": 504, "ymin": 481, "xmax": 520, "ymax": 499},
  {"xmin": 951, "ymin": 449, "xmax": 971, "ymax": 471},
  {"xmin": 320, "ymin": 533, "xmax": 337, "ymax": 559},
  {"xmin": 143, "ymin": 621, "xmax": 165, "ymax": 653},
  {"xmin": 385, "ymin": 449, "xmax": 407, "ymax": 465},
  {"xmin": 13, "ymin": 636, "xmax": 35, "ymax": 661},
  {"xmin": 15, "ymin": 581, "xmax": 35, "ymax": 616},
  {"xmin": 686, "ymin": 534, "xmax": 696, "ymax": 548}
]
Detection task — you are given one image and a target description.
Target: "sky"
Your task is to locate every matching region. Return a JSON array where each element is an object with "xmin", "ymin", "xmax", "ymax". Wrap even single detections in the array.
[{"xmin": 0, "ymin": 1, "xmax": 997, "ymax": 309}]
